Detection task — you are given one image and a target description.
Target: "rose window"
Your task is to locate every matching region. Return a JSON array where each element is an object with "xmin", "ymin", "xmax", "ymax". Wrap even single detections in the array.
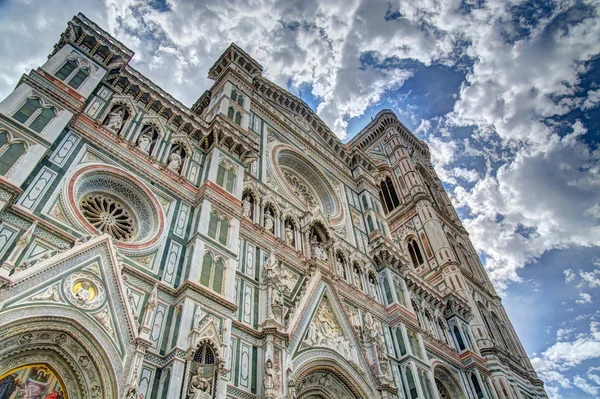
[
  {"xmin": 79, "ymin": 195, "xmax": 135, "ymax": 241},
  {"xmin": 66, "ymin": 165, "xmax": 165, "ymax": 248}
]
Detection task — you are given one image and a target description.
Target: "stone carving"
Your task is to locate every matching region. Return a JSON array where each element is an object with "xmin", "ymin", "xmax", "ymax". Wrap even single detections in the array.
[
  {"xmin": 304, "ymin": 300, "xmax": 358, "ymax": 364},
  {"xmin": 94, "ymin": 308, "xmax": 112, "ymax": 333},
  {"xmin": 105, "ymin": 109, "xmax": 124, "ymax": 131},
  {"xmin": 264, "ymin": 212, "xmax": 274, "ymax": 233},
  {"xmin": 167, "ymin": 149, "xmax": 183, "ymax": 172},
  {"xmin": 189, "ymin": 368, "xmax": 212, "ymax": 398},
  {"xmin": 242, "ymin": 197, "xmax": 252, "ymax": 218},
  {"xmin": 283, "ymin": 171, "xmax": 317, "ymax": 208},
  {"xmin": 74, "ymin": 281, "xmax": 93, "ymax": 303},
  {"xmin": 30, "ymin": 285, "xmax": 60, "ymax": 302},
  {"xmin": 137, "ymin": 133, "xmax": 152, "ymax": 154},
  {"xmin": 285, "ymin": 225, "xmax": 294, "ymax": 246},
  {"xmin": 310, "ymin": 237, "xmax": 326, "ymax": 261},
  {"xmin": 79, "ymin": 194, "xmax": 135, "ymax": 241},
  {"xmin": 263, "ymin": 359, "xmax": 279, "ymax": 396}
]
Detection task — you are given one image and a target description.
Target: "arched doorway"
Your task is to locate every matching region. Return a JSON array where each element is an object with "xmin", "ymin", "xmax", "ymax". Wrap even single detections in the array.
[
  {"xmin": 434, "ymin": 366, "xmax": 466, "ymax": 399},
  {"xmin": 0, "ymin": 316, "xmax": 120, "ymax": 398},
  {"xmin": 296, "ymin": 370, "xmax": 358, "ymax": 399}
]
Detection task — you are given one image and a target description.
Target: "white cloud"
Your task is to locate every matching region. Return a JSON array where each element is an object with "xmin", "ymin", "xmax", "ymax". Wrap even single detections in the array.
[
  {"xmin": 582, "ymin": 89, "xmax": 600, "ymax": 110},
  {"xmin": 564, "ymin": 269, "xmax": 576, "ymax": 283},
  {"xmin": 557, "ymin": 328, "xmax": 576, "ymax": 341},
  {"xmin": 573, "ymin": 375, "xmax": 599, "ymax": 397},
  {"xmin": 576, "ymin": 293, "xmax": 593, "ymax": 305}
]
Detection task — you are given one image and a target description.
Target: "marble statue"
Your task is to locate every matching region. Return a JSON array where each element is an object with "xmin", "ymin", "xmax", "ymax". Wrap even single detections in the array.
[
  {"xmin": 167, "ymin": 149, "xmax": 183, "ymax": 172},
  {"xmin": 264, "ymin": 212, "xmax": 274, "ymax": 232},
  {"xmin": 263, "ymin": 359, "xmax": 276, "ymax": 395},
  {"xmin": 105, "ymin": 109, "xmax": 124, "ymax": 131},
  {"xmin": 137, "ymin": 133, "xmax": 152, "ymax": 153},
  {"xmin": 242, "ymin": 197, "xmax": 252, "ymax": 218},
  {"xmin": 74, "ymin": 281, "xmax": 92, "ymax": 303},
  {"xmin": 285, "ymin": 225, "xmax": 294, "ymax": 246},
  {"xmin": 189, "ymin": 368, "xmax": 211, "ymax": 398}
]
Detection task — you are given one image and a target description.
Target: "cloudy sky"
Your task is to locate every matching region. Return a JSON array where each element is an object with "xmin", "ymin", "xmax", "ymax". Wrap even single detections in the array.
[{"xmin": 1, "ymin": 0, "xmax": 599, "ymax": 397}]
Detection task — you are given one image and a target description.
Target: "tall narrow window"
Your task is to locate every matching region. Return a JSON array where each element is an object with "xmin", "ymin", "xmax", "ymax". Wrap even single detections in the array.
[
  {"xmin": 408, "ymin": 330, "xmax": 422, "ymax": 358},
  {"xmin": 219, "ymin": 219, "xmax": 229, "ymax": 245},
  {"xmin": 419, "ymin": 370, "xmax": 433, "ymax": 399},
  {"xmin": 55, "ymin": 59, "xmax": 78, "ymax": 80},
  {"xmin": 237, "ymin": 95, "xmax": 244, "ymax": 107},
  {"xmin": 0, "ymin": 142, "xmax": 26, "ymax": 175},
  {"xmin": 234, "ymin": 112, "xmax": 242, "ymax": 125},
  {"xmin": 379, "ymin": 176, "xmax": 400, "ymax": 213},
  {"xmin": 395, "ymin": 328, "xmax": 407, "ymax": 357},
  {"xmin": 29, "ymin": 107, "xmax": 55, "ymax": 133},
  {"xmin": 405, "ymin": 367, "xmax": 419, "ymax": 399},
  {"xmin": 225, "ymin": 168, "xmax": 235, "ymax": 193},
  {"xmin": 454, "ymin": 325, "xmax": 466, "ymax": 351},
  {"xmin": 231, "ymin": 90, "xmax": 238, "ymax": 102},
  {"xmin": 212, "ymin": 259, "xmax": 225, "ymax": 293},
  {"xmin": 68, "ymin": 68, "xmax": 90, "ymax": 89},
  {"xmin": 13, "ymin": 98, "xmax": 41, "ymax": 124},
  {"xmin": 208, "ymin": 211, "xmax": 219, "ymax": 239},
  {"xmin": 471, "ymin": 374, "xmax": 485, "ymax": 399},
  {"xmin": 367, "ymin": 215, "xmax": 374, "ymax": 232},
  {"xmin": 407, "ymin": 238, "xmax": 424, "ymax": 267},
  {"xmin": 228, "ymin": 106, "xmax": 234, "ymax": 119},
  {"xmin": 200, "ymin": 253, "xmax": 213, "ymax": 287}
]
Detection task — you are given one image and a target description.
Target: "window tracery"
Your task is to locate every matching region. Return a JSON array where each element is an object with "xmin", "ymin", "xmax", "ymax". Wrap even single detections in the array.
[
  {"xmin": 79, "ymin": 194, "xmax": 135, "ymax": 241},
  {"xmin": 283, "ymin": 171, "xmax": 316, "ymax": 208},
  {"xmin": 0, "ymin": 131, "xmax": 27, "ymax": 175},
  {"xmin": 13, "ymin": 97, "xmax": 56, "ymax": 133},
  {"xmin": 379, "ymin": 175, "xmax": 400, "ymax": 213},
  {"xmin": 407, "ymin": 237, "xmax": 424, "ymax": 268},
  {"xmin": 200, "ymin": 252, "xmax": 225, "ymax": 294}
]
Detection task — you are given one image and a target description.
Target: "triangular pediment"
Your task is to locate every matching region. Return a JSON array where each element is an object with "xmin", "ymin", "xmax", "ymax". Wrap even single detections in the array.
[
  {"xmin": 0, "ymin": 234, "xmax": 138, "ymax": 360},
  {"xmin": 288, "ymin": 282, "xmax": 368, "ymax": 373}
]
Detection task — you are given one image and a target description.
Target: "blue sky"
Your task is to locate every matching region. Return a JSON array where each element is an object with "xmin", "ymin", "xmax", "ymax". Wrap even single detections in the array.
[{"xmin": 0, "ymin": 1, "xmax": 599, "ymax": 397}]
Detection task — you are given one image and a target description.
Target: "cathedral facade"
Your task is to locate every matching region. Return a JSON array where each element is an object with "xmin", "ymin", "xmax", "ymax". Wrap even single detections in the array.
[{"xmin": 0, "ymin": 13, "xmax": 547, "ymax": 399}]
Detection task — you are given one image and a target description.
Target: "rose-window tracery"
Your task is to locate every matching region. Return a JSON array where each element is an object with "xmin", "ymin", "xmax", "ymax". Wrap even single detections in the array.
[
  {"xmin": 79, "ymin": 194, "xmax": 135, "ymax": 241},
  {"xmin": 283, "ymin": 171, "xmax": 317, "ymax": 208}
]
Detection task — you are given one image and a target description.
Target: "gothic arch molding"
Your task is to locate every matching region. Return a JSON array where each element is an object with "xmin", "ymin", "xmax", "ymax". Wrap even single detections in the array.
[
  {"xmin": 0, "ymin": 315, "xmax": 120, "ymax": 399},
  {"xmin": 432, "ymin": 363, "xmax": 467, "ymax": 399}
]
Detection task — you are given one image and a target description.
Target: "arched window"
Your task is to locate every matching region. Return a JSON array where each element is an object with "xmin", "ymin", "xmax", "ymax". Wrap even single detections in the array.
[
  {"xmin": 193, "ymin": 342, "xmax": 216, "ymax": 365},
  {"xmin": 208, "ymin": 211, "xmax": 229, "ymax": 246},
  {"xmin": 160, "ymin": 370, "xmax": 171, "ymax": 398},
  {"xmin": 231, "ymin": 89, "xmax": 238, "ymax": 102},
  {"xmin": 55, "ymin": 59, "xmax": 78, "ymax": 80},
  {"xmin": 407, "ymin": 238, "xmax": 424, "ymax": 268},
  {"xmin": 234, "ymin": 111, "xmax": 242, "ymax": 125},
  {"xmin": 0, "ymin": 135, "xmax": 26, "ymax": 175},
  {"xmin": 361, "ymin": 195, "xmax": 369, "ymax": 210},
  {"xmin": 200, "ymin": 253, "xmax": 225, "ymax": 294},
  {"xmin": 379, "ymin": 176, "xmax": 400, "ymax": 213},
  {"xmin": 29, "ymin": 107, "xmax": 56, "ymax": 133},
  {"xmin": 13, "ymin": 98, "xmax": 41, "ymax": 124},
  {"xmin": 237, "ymin": 95, "xmax": 244, "ymax": 107},
  {"xmin": 68, "ymin": 68, "xmax": 90, "ymax": 89},
  {"xmin": 219, "ymin": 219, "xmax": 229, "ymax": 245},
  {"xmin": 216, "ymin": 161, "xmax": 236, "ymax": 193},
  {"xmin": 405, "ymin": 367, "xmax": 419, "ymax": 399},
  {"xmin": 227, "ymin": 106, "xmax": 235, "ymax": 119},
  {"xmin": 213, "ymin": 258, "xmax": 225, "ymax": 292}
]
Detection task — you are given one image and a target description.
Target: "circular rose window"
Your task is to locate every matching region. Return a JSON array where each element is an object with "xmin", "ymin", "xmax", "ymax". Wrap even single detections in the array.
[{"xmin": 66, "ymin": 165, "xmax": 164, "ymax": 249}]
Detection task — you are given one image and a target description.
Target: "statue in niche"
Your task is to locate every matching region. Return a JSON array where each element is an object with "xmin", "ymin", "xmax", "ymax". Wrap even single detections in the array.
[
  {"xmin": 263, "ymin": 359, "xmax": 278, "ymax": 396},
  {"xmin": 189, "ymin": 368, "xmax": 212, "ymax": 398},
  {"xmin": 167, "ymin": 149, "xmax": 183, "ymax": 172},
  {"xmin": 74, "ymin": 281, "xmax": 92, "ymax": 303},
  {"xmin": 242, "ymin": 197, "xmax": 252, "ymax": 218},
  {"xmin": 137, "ymin": 133, "xmax": 152, "ymax": 154},
  {"xmin": 348, "ymin": 306, "xmax": 361, "ymax": 331},
  {"xmin": 353, "ymin": 267, "xmax": 363, "ymax": 290},
  {"xmin": 310, "ymin": 236, "xmax": 326, "ymax": 261},
  {"xmin": 336, "ymin": 257, "xmax": 345, "ymax": 277},
  {"xmin": 264, "ymin": 212, "xmax": 274, "ymax": 233},
  {"xmin": 105, "ymin": 109, "xmax": 124, "ymax": 131},
  {"xmin": 364, "ymin": 312, "xmax": 381, "ymax": 343},
  {"xmin": 285, "ymin": 225, "xmax": 294, "ymax": 246}
]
